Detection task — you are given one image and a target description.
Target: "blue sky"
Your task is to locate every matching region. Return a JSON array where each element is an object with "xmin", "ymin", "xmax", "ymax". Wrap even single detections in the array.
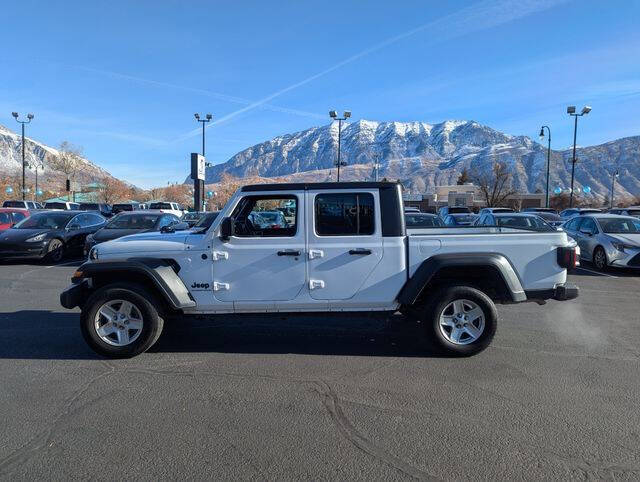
[{"xmin": 1, "ymin": 0, "xmax": 639, "ymax": 188}]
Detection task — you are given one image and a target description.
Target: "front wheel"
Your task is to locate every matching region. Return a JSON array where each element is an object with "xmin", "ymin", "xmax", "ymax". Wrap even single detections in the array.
[
  {"xmin": 421, "ymin": 285, "xmax": 497, "ymax": 356},
  {"xmin": 80, "ymin": 283, "xmax": 164, "ymax": 358},
  {"xmin": 593, "ymin": 246, "xmax": 607, "ymax": 271},
  {"xmin": 44, "ymin": 238, "xmax": 65, "ymax": 263}
]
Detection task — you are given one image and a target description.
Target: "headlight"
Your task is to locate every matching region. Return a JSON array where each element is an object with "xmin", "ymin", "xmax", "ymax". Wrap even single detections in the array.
[
  {"xmin": 26, "ymin": 233, "xmax": 47, "ymax": 242},
  {"xmin": 611, "ymin": 242, "xmax": 637, "ymax": 252},
  {"xmin": 89, "ymin": 247, "xmax": 99, "ymax": 260}
]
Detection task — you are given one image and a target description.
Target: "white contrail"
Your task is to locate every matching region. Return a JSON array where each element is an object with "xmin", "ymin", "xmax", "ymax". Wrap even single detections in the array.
[
  {"xmin": 74, "ymin": 65, "xmax": 325, "ymax": 120},
  {"xmin": 175, "ymin": 0, "xmax": 569, "ymax": 141}
]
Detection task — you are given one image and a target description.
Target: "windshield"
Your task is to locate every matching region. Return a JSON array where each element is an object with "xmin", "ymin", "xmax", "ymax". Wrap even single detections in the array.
[
  {"xmin": 0, "ymin": 213, "xmax": 12, "ymax": 224},
  {"xmin": 105, "ymin": 214, "xmax": 159, "ymax": 229},
  {"xmin": 113, "ymin": 204, "xmax": 134, "ymax": 211},
  {"xmin": 405, "ymin": 214, "xmax": 443, "ymax": 227},
  {"xmin": 495, "ymin": 215, "xmax": 553, "ymax": 230},
  {"xmin": 80, "ymin": 203, "xmax": 99, "ymax": 210},
  {"xmin": 3, "ymin": 201, "xmax": 25, "ymax": 207},
  {"xmin": 44, "ymin": 202, "xmax": 68, "ymax": 209},
  {"xmin": 598, "ymin": 218, "xmax": 640, "ymax": 234},
  {"xmin": 13, "ymin": 212, "xmax": 73, "ymax": 229},
  {"xmin": 448, "ymin": 207, "xmax": 471, "ymax": 214},
  {"xmin": 194, "ymin": 212, "xmax": 219, "ymax": 230},
  {"xmin": 626, "ymin": 209, "xmax": 640, "ymax": 217},
  {"xmin": 149, "ymin": 202, "xmax": 173, "ymax": 210}
]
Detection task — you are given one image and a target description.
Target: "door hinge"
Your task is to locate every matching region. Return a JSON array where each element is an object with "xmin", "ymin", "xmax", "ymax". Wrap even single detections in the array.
[
  {"xmin": 309, "ymin": 279, "xmax": 325, "ymax": 290},
  {"xmin": 213, "ymin": 282, "xmax": 230, "ymax": 291},
  {"xmin": 212, "ymin": 251, "xmax": 229, "ymax": 261},
  {"xmin": 308, "ymin": 249, "xmax": 324, "ymax": 259}
]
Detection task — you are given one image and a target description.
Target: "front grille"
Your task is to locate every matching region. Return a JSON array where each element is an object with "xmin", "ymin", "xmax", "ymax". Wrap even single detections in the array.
[{"xmin": 628, "ymin": 252, "xmax": 640, "ymax": 266}]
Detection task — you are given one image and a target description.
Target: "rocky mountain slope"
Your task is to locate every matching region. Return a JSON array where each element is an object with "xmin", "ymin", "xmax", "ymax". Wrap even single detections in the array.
[
  {"xmin": 194, "ymin": 120, "xmax": 639, "ymax": 200},
  {"xmin": 0, "ymin": 124, "xmax": 116, "ymax": 190}
]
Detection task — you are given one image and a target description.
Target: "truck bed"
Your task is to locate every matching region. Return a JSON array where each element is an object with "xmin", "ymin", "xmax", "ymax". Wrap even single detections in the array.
[{"xmin": 407, "ymin": 227, "xmax": 570, "ymax": 291}]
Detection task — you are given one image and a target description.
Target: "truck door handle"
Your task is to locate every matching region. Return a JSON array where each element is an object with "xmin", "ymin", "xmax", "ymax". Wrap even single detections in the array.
[
  {"xmin": 277, "ymin": 250, "xmax": 300, "ymax": 256},
  {"xmin": 349, "ymin": 249, "xmax": 372, "ymax": 255}
]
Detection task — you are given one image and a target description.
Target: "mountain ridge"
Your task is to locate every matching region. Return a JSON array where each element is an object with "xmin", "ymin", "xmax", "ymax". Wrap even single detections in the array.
[{"xmin": 191, "ymin": 119, "xmax": 639, "ymax": 200}]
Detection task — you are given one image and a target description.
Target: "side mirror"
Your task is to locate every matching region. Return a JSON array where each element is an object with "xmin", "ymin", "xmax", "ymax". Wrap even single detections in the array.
[
  {"xmin": 579, "ymin": 227, "xmax": 593, "ymax": 236},
  {"xmin": 220, "ymin": 216, "xmax": 234, "ymax": 241}
]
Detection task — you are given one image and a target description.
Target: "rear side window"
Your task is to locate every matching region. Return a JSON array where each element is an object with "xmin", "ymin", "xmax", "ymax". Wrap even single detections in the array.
[{"xmin": 315, "ymin": 193, "xmax": 374, "ymax": 236}]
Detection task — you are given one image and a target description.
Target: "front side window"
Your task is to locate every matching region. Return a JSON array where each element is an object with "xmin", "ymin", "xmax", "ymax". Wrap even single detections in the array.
[
  {"xmin": 230, "ymin": 196, "xmax": 297, "ymax": 237},
  {"xmin": 315, "ymin": 193, "xmax": 374, "ymax": 236}
]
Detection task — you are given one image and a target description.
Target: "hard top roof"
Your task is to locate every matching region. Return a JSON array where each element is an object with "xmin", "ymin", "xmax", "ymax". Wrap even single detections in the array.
[{"xmin": 241, "ymin": 181, "xmax": 401, "ymax": 192}]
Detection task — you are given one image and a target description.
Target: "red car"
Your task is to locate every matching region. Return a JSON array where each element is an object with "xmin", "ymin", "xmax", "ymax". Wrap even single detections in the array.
[{"xmin": 0, "ymin": 208, "xmax": 30, "ymax": 231}]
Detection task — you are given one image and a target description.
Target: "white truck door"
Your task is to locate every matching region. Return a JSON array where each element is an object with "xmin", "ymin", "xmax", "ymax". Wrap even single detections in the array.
[
  {"xmin": 212, "ymin": 193, "xmax": 306, "ymax": 303},
  {"xmin": 306, "ymin": 189, "xmax": 383, "ymax": 300}
]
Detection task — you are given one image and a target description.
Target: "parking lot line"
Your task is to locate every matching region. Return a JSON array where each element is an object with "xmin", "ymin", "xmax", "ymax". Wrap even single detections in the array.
[{"xmin": 575, "ymin": 266, "xmax": 618, "ymax": 278}]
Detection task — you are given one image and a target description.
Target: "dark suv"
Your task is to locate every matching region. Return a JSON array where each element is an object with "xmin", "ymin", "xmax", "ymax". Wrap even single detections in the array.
[{"xmin": 79, "ymin": 203, "xmax": 112, "ymax": 217}]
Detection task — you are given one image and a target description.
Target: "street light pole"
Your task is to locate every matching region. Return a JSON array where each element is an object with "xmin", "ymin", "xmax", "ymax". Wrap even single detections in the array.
[
  {"xmin": 539, "ymin": 126, "xmax": 551, "ymax": 208},
  {"xmin": 610, "ymin": 169, "xmax": 619, "ymax": 209},
  {"xmin": 329, "ymin": 110, "xmax": 351, "ymax": 182},
  {"xmin": 194, "ymin": 113, "xmax": 212, "ymax": 211},
  {"xmin": 11, "ymin": 112, "xmax": 34, "ymax": 200},
  {"xmin": 566, "ymin": 105, "xmax": 591, "ymax": 208}
]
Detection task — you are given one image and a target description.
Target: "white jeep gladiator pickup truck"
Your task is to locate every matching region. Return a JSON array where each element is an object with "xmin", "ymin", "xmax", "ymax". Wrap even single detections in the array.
[{"xmin": 60, "ymin": 182, "xmax": 579, "ymax": 358}]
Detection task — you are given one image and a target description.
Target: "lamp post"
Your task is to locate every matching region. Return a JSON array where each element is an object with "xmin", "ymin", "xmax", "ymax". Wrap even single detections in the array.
[
  {"xmin": 329, "ymin": 110, "xmax": 351, "ymax": 182},
  {"xmin": 11, "ymin": 112, "xmax": 34, "ymax": 200},
  {"xmin": 539, "ymin": 125, "xmax": 552, "ymax": 208},
  {"xmin": 566, "ymin": 105, "xmax": 591, "ymax": 208},
  {"xmin": 29, "ymin": 161, "xmax": 44, "ymax": 203},
  {"xmin": 193, "ymin": 113, "xmax": 212, "ymax": 211},
  {"xmin": 610, "ymin": 169, "xmax": 619, "ymax": 209}
]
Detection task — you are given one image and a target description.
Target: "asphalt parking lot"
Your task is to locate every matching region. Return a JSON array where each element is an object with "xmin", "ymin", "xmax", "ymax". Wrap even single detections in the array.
[{"xmin": 1, "ymin": 259, "xmax": 639, "ymax": 480}]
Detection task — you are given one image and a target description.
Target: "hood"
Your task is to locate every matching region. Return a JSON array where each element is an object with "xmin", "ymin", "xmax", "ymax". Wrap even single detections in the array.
[
  {"xmin": 92, "ymin": 228, "xmax": 152, "ymax": 242},
  {"xmin": 606, "ymin": 233, "xmax": 640, "ymax": 246},
  {"xmin": 0, "ymin": 228, "xmax": 54, "ymax": 243},
  {"xmin": 95, "ymin": 230, "xmax": 190, "ymax": 256}
]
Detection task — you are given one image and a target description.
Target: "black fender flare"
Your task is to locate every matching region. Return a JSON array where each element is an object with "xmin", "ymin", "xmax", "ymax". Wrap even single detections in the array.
[
  {"xmin": 64, "ymin": 258, "xmax": 195, "ymax": 310},
  {"xmin": 397, "ymin": 253, "xmax": 526, "ymax": 305}
]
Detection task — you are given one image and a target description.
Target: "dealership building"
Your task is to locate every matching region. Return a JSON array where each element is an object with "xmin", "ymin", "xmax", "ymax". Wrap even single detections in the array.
[{"xmin": 402, "ymin": 183, "xmax": 545, "ymax": 213}]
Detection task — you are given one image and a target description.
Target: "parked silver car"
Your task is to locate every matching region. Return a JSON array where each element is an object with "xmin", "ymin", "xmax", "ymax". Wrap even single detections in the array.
[{"xmin": 562, "ymin": 214, "xmax": 640, "ymax": 270}]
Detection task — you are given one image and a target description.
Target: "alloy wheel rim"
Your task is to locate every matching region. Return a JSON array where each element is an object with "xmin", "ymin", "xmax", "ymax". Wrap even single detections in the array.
[
  {"xmin": 595, "ymin": 250, "xmax": 605, "ymax": 269},
  {"xmin": 438, "ymin": 298, "xmax": 485, "ymax": 345},
  {"xmin": 49, "ymin": 240, "xmax": 62, "ymax": 261},
  {"xmin": 94, "ymin": 299, "xmax": 143, "ymax": 346}
]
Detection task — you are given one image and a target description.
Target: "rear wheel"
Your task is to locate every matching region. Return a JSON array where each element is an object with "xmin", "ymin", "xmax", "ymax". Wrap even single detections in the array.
[
  {"xmin": 593, "ymin": 246, "xmax": 607, "ymax": 271},
  {"xmin": 80, "ymin": 283, "xmax": 164, "ymax": 358},
  {"xmin": 421, "ymin": 285, "xmax": 497, "ymax": 356}
]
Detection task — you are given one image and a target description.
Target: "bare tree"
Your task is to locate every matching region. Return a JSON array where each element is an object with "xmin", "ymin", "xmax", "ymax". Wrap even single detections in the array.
[
  {"xmin": 474, "ymin": 162, "xmax": 516, "ymax": 207},
  {"xmin": 97, "ymin": 176, "xmax": 129, "ymax": 204},
  {"xmin": 50, "ymin": 141, "xmax": 83, "ymax": 193},
  {"xmin": 457, "ymin": 168, "xmax": 470, "ymax": 185}
]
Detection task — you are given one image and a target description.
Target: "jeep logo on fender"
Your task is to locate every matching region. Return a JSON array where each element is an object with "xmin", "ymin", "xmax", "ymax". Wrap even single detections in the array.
[{"xmin": 191, "ymin": 282, "xmax": 210, "ymax": 290}]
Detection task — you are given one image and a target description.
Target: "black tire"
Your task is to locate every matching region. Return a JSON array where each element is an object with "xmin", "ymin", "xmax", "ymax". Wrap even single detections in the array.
[
  {"xmin": 80, "ymin": 283, "xmax": 164, "ymax": 358},
  {"xmin": 44, "ymin": 238, "xmax": 65, "ymax": 263},
  {"xmin": 592, "ymin": 246, "xmax": 607, "ymax": 271},
  {"xmin": 421, "ymin": 285, "xmax": 497, "ymax": 357}
]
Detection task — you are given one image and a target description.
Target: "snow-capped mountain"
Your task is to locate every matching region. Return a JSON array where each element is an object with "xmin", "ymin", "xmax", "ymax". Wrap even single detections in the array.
[
  {"xmin": 0, "ymin": 123, "xmax": 114, "ymax": 184},
  {"xmin": 194, "ymin": 120, "xmax": 639, "ymax": 199}
]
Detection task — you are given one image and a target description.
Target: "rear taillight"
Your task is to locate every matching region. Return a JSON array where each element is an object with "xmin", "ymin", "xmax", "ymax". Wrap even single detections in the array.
[{"xmin": 557, "ymin": 246, "xmax": 579, "ymax": 269}]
